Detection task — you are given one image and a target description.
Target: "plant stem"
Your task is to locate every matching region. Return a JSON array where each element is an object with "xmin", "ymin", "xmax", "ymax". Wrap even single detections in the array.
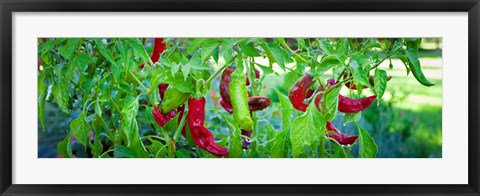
[
  {"xmin": 279, "ymin": 41, "xmax": 311, "ymax": 66},
  {"xmin": 173, "ymin": 105, "xmax": 188, "ymax": 142},
  {"xmin": 205, "ymin": 54, "xmax": 238, "ymax": 86},
  {"xmin": 368, "ymin": 46, "xmax": 402, "ymax": 71}
]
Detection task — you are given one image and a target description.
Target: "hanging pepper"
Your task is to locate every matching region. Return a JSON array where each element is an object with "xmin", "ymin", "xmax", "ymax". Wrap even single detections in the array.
[
  {"xmin": 288, "ymin": 73, "xmax": 314, "ymax": 112},
  {"xmin": 229, "ymin": 66, "xmax": 254, "ymax": 131},
  {"xmin": 247, "ymin": 96, "xmax": 271, "ymax": 112},
  {"xmin": 338, "ymin": 95, "xmax": 376, "ymax": 113},
  {"xmin": 140, "ymin": 38, "xmax": 167, "ymax": 68},
  {"xmin": 326, "ymin": 122, "xmax": 358, "ymax": 145},
  {"xmin": 188, "ymin": 97, "xmax": 229, "ymax": 157},
  {"xmin": 220, "ymin": 66, "xmax": 260, "ymax": 107},
  {"xmin": 160, "ymin": 86, "xmax": 191, "ymax": 114}
]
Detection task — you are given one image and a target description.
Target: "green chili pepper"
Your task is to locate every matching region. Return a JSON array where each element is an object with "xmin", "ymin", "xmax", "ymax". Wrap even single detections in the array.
[
  {"xmin": 160, "ymin": 86, "xmax": 191, "ymax": 114},
  {"xmin": 229, "ymin": 63, "xmax": 254, "ymax": 131}
]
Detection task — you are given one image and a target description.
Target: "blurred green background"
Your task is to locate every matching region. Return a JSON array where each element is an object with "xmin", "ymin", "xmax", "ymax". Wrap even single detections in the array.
[{"xmin": 38, "ymin": 38, "xmax": 442, "ymax": 158}]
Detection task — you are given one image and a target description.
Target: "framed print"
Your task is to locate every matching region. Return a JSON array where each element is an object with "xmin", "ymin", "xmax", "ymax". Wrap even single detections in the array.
[{"xmin": 1, "ymin": 0, "xmax": 479, "ymax": 195}]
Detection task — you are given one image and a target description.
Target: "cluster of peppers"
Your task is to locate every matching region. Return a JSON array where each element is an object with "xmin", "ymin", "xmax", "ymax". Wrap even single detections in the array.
[
  {"xmin": 147, "ymin": 38, "xmax": 382, "ymax": 156},
  {"xmin": 149, "ymin": 39, "xmax": 272, "ymax": 157},
  {"xmin": 288, "ymin": 73, "xmax": 390, "ymax": 145},
  {"xmin": 219, "ymin": 66, "xmax": 271, "ymax": 148}
]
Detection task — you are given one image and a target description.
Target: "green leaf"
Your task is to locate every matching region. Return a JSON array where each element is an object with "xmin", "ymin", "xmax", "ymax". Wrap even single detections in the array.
[
  {"xmin": 374, "ymin": 69, "xmax": 387, "ymax": 99},
  {"xmin": 70, "ymin": 54, "xmax": 90, "ymax": 73},
  {"xmin": 315, "ymin": 55, "xmax": 341, "ymax": 76},
  {"xmin": 270, "ymin": 128, "xmax": 291, "ymax": 158},
  {"xmin": 221, "ymin": 39, "xmax": 235, "ymax": 64},
  {"xmin": 259, "ymin": 43, "xmax": 276, "ymax": 66},
  {"xmin": 404, "ymin": 48, "xmax": 435, "ymax": 86},
  {"xmin": 57, "ymin": 132, "xmax": 73, "ymax": 158},
  {"xmin": 276, "ymin": 90, "xmax": 293, "ymax": 131},
  {"xmin": 52, "ymin": 78, "xmax": 70, "ymax": 114},
  {"xmin": 186, "ymin": 38, "xmax": 207, "ymax": 55},
  {"xmin": 241, "ymin": 41, "xmax": 261, "ymax": 57},
  {"xmin": 349, "ymin": 60, "xmax": 371, "ymax": 87},
  {"xmin": 163, "ymin": 74, "xmax": 195, "ymax": 93},
  {"xmin": 290, "ymin": 103, "xmax": 325, "ymax": 158},
  {"xmin": 324, "ymin": 86, "xmax": 341, "ymax": 121},
  {"xmin": 38, "ymin": 71, "xmax": 47, "ymax": 130},
  {"xmin": 344, "ymin": 112, "xmax": 361, "ymax": 124},
  {"xmin": 219, "ymin": 113, "xmax": 243, "ymax": 158},
  {"xmin": 355, "ymin": 122, "xmax": 378, "ymax": 158},
  {"xmin": 283, "ymin": 71, "xmax": 301, "ymax": 90},
  {"xmin": 121, "ymin": 96, "xmax": 149, "ymax": 158},
  {"xmin": 266, "ymin": 42, "xmax": 286, "ymax": 70},
  {"xmin": 126, "ymin": 38, "xmax": 151, "ymax": 65},
  {"xmin": 317, "ymin": 38, "xmax": 335, "ymax": 55},
  {"xmin": 70, "ymin": 112, "xmax": 90, "ymax": 147},
  {"xmin": 58, "ymin": 38, "xmax": 81, "ymax": 60},
  {"xmin": 335, "ymin": 38, "xmax": 348, "ymax": 56},
  {"xmin": 201, "ymin": 40, "xmax": 220, "ymax": 62},
  {"xmin": 175, "ymin": 149, "xmax": 190, "ymax": 158},
  {"xmin": 121, "ymin": 96, "xmax": 139, "ymax": 146},
  {"xmin": 114, "ymin": 146, "xmax": 135, "ymax": 158}
]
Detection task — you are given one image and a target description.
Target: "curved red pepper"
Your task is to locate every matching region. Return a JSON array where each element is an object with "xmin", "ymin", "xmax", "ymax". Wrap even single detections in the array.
[
  {"xmin": 288, "ymin": 74, "xmax": 314, "ymax": 112},
  {"xmin": 338, "ymin": 95, "xmax": 376, "ymax": 113},
  {"xmin": 326, "ymin": 122, "xmax": 358, "ymax": 145},
  {"xmin": 188, "ymin": 97, "xmax": 229, "ymax": 157}
]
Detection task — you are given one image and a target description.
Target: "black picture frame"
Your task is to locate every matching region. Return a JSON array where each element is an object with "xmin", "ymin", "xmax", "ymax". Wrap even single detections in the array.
[{"xmin": 1, "ymin": 0, "xmax": 479, "ymax": 195}]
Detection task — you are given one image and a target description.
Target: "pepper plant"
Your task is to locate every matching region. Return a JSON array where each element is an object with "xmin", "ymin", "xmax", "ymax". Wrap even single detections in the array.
[{"xmin": 38, "ymin": 38, "xmax": 433, "ymax": 158}]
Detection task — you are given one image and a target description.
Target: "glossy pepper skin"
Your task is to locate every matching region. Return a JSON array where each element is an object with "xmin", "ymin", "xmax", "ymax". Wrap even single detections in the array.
[
  {"xmin": 288, "ymin": 73, "xmax": 314, "ymax": 112},
  {"xmin": 326, "ymin": 122, "xmax": 358, "ymax": 145},
  {"xmin": 229, "ymin": 67, "xmax": 254, "ymax": 131},
  {"xmin": 160, "ymin": 86, "xmax": 191, "ymax": 114},
  {"xmin": 188, "ymin": 97, "xmax": 229, "ymax": 157},
  {"xmin": 345, "ymin": 75, "xmax": 392, "ymax": 89},
  {"xmin": 338, "ymin": 95, "xmax": 376, "ymax": 113}
]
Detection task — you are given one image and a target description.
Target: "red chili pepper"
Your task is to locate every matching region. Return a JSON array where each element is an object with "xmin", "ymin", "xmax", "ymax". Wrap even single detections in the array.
[
  {"xmin": 288, "ymin": 73, "xmax": 314, "ymax": 112},
  {"xmin": 326, "ymin": 122, "xmax": 358, "ymax": 145},
  {"xmin": 338, "ymin": 95, "xmax": 376, "ymax": 113},
  {"xmin": 188, "ymin": 97, "xmax": 229, "ymax": 157},
  {"xmin": 150, "ymin": 38, "xmax": 166, "ymax": 63}
]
